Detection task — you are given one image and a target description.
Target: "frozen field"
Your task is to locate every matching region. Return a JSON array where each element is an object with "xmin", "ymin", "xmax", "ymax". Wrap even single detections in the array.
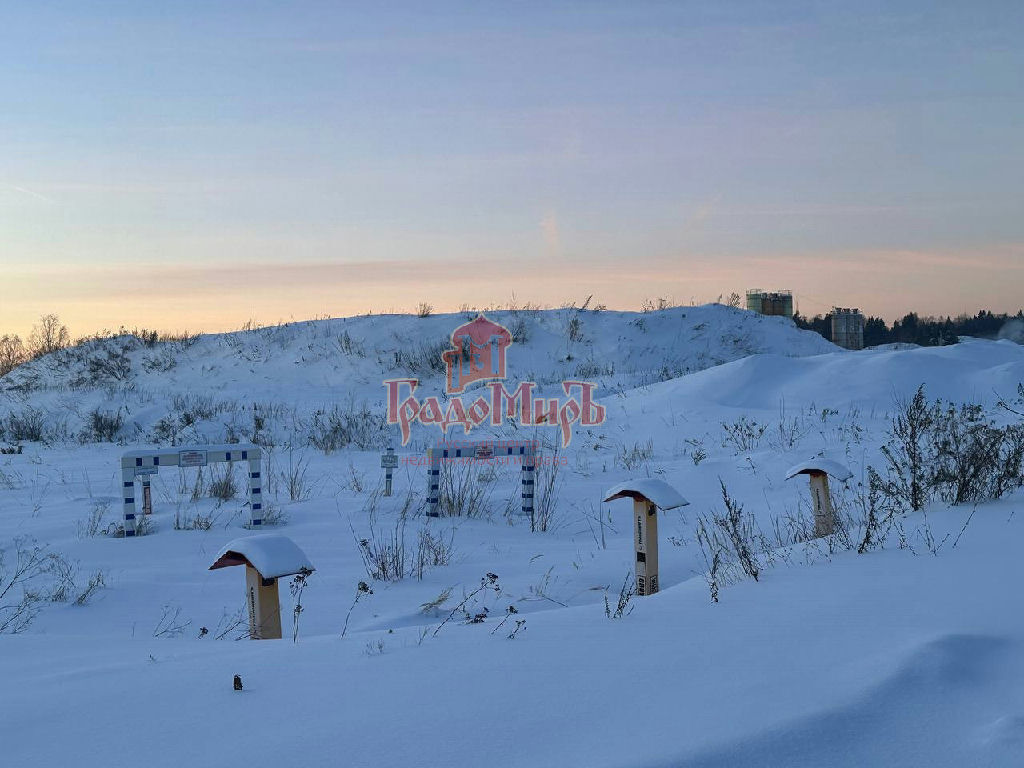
[{"xmin": 1, "ymin": 306, "xmax": 1022, "ymax": 767}]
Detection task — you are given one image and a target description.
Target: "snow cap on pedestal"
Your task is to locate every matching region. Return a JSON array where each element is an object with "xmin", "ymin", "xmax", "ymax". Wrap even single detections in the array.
[
  {"xmin": 784, "ymin": 458, "xmax": 853, "ymax": 482},
  {"xmin": 209, "ymin": 534, "xmax": 314, "ymax": 579},
  {"xmin": 603, "ymin": 478, "xmax": 689, "ymax": 509}
]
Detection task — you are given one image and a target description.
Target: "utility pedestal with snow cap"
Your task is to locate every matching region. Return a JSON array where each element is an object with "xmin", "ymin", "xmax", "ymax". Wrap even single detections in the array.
[
  {"xmin": 209, "ymin": 534, "xmax": 314, "ymax": 640},
  {"xmin": 603, "ymin": 479, "xmax": 688, "ymax": 596},
  {"xmin": 785, "ymin": 459, "xmax": 853, "ymax": 538}
]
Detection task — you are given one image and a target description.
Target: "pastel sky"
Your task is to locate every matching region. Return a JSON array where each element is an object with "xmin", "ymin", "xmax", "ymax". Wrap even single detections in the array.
[{"xmin": 2, "ymin": 1, "xmax": 1023, "ymax": 337}]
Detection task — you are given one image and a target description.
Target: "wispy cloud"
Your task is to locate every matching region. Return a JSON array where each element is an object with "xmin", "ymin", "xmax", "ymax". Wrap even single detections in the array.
[{"xmin": 3, "ymin": 184, "xmax": 54, "ymax": 203}]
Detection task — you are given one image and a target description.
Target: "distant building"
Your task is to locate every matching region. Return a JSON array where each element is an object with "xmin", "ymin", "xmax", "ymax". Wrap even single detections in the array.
[
  {"xmin": 746, "ymin": 289, "xmax": 794, "ymax": 318},
  {"xmin": 831, "ymin": 308, "xmax": 865, "ymax": 350}
]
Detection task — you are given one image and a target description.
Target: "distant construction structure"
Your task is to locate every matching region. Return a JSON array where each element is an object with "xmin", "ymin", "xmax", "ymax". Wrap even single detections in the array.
[
  {"xmin": 831, "ymin": 307, "xmax": 865, "ymax": 350},
  {"xmin": 746, "ymin": 289, "xmax": 794, "ymax": 318}
]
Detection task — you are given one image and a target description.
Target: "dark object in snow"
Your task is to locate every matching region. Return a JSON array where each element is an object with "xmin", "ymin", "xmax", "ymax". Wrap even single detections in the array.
[{"xmin": 233, "ymin": 675, "xmax": 243, "ymax": 691}]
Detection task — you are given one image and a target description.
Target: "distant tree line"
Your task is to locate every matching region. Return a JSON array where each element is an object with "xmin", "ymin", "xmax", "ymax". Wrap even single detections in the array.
[
  {"xmin": 793, "ymin": 309, "xmax": 1024, "ymax": 347},
  {"xmin": 0, "ymin": 313, "xmax": 206, "ymax": 378},
  {"xmin": 0, "ymin": 313, "xmax": 70, "ymax": 376}
]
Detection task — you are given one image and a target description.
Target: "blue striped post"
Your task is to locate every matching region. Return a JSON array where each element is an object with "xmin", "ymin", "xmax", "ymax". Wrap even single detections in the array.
[
  {"xmin": 248, "ymin": 452, "xmax": 263, "ymax": 527},
  {"xmin": 121, "ymin": 462, "xmax": 137, "ymax": 536},
  {"xmin": 521, "ymin": 445, "xmax": 536, "ymax": 524},
  {"xmin": 426, "ymin": 447, "xmax": 441, "ymax": 517}
]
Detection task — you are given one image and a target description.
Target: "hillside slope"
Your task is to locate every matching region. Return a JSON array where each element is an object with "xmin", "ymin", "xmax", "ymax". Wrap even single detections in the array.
[{"xmin": 0, "ymin": 305, "xmax": 837, "ymax": 447}]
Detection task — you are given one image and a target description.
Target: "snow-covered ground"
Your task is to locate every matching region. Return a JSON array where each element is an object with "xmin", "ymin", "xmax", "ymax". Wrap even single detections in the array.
[{"xmin": 1, "ymin": 306, "xmax": 1022, "ymax": 767}]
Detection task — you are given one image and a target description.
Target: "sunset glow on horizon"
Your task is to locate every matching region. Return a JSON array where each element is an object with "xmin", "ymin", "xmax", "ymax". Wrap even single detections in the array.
[{"xmin": 3, "ymin": 2, "xmax": 1022, "ymax": 338}]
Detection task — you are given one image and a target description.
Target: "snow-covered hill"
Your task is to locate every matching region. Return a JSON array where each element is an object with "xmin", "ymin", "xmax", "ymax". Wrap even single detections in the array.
[
  {"xmin": 2, "ymin": 308, "xmax": 1023, "ymax": 768},
  {"xmin": 0, "ymin": 305, "xmax": 836, "ymax": 447}
]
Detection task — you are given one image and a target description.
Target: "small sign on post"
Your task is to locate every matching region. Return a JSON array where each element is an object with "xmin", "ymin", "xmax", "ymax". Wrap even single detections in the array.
[
  {"xmin": 178, "ymin": 450, "xmax": 208, "ymax": 468},
  {"xmin": 141, "ymin": 480, "xmax": 153, "ymax": 516},
  {"xmin": 380, "ymin": 447, "xmax": 398, "ymax": 496}
]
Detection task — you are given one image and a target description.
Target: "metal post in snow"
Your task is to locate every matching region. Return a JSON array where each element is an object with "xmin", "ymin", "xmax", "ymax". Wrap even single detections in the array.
[
  {"xmin": 247, "ymin": 452, "xmax": 262, "ymax": 528},
  {"xmin": 381, "ymin": 446, "xmax": 397, "ymax": 496},
  {"xmin": 426, "ymin": 447, "xmax": 441, "ymax": 516}
]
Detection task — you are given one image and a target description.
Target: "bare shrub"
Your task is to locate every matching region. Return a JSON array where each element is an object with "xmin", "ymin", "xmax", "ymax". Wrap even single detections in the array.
[
  {"xmin": 80, "ymin": 408, "xmax": 123, "ymax": 443},
  {"xmin": 393, "ymin": 337, "xmax": 448, "ymax": 376},
  {"xmin": 567, "ymin": 314, "xmax": 583, "ymax": 343},
  {"xmin": 189, "ymin": 467, "xmax": 207, "ymax": 501},
  {"xmin": 604, "ymin": 572, "xmax": 636, "ymax": 619},
  {"xmin": 153, "ymin": 604, "xmax": 191, "ymax": 638},
  {"xmin": 768, "ymin": 398, "xmax": 811, "ymax": 451},
  {"xmin": 355, "ymin": 490, "xmax": 454, "ymax": 582},
  {"xmin": 419, "ymin": 586, "xmax": 453, "ymax": 615},
  {"xmin": 0, "ymin": 334, "xmax": 26, "ymax": 376},
  {"xmin": 341, "ymin": 459, "xmax": 364, "ymax": 494},
  {"xmin": 410, "ymin": 525, "xmax": 456, "ymax": 580},
  {"xmin": 150, "ymin": 393, "xmax": 229, "ymax": 444},
  {"xmin": 43, "ymin": 553, "xmax": 79, "ymax": 603},
  {"xmin": 416, "ymin": 302, "xmax": 434, "ymax": 318},
  {"xmin": 641, "ymin": 297, "xmax": 674, "ymax": 313},
  {"xmin": 211, "ymin": 604, "xmax": 250, "ymax": 640},
  {"xmin": 356, "ymin": 511, "xmax": 407, "ymax": 582},
  {"xmin": 532, "ymin": 449, "xmax": 562, "ymax": 532},
  {"xmin": 74, "ymin": 570, "xmax": 107, "ymax": 605},
  {"xmin": 175, "ymin": 509, "xmax": 216, "ymax": 531},
  {"xmin": 341, "ymin": 581, "xmax": 374, "ymax": 637},
  {"xmin": 614, "ymin": 439, "xmax": 654, "ymax": 471},
  {"xmin": 876, "ymin": 386, "xmax": 936, "ymax": 513},
  {"xmin": 580, "ymin": 501, "xmax": 615, "ymax": 550},
  {"xmin": 873, "ymin": 386, "xmax": 1024, "ymax": 512},
  {"xmin": 491, "ymin": 604, "xmax": 525, "ymax": 638},
  {"xmin": 929, "ymin": 403, "xmax": 1024, "ymax": 504},
  {"xmin": 715, "ymin": 480, "xmax": 762, "ymax": 581},
  {"xmin": 857, "ymin": 472, "xmax": 887, "ymax": 554},
  {"xmin": 685, "ymin": 437, "xmax": 707, "ymax": 465},
  {"xmin": 3, "ymin": 409, "xmax": 46, "ymax": 442},
  {"xmin": 82, "ymin": 347, "xmax": 132, "ymax": 385},
  {"xmin": 289, "ymin": 568, "xmax": 312, "ymax": 643},
  {"xmin": 259, "ymin": 502, "xmax": 288, "ymax": 526},
  {"xmin": 720, "ymin": 416, "xmax": 767, "ymax": 453},
  {"xmin": 336, "ymin": 330, "xmax": 366, "ymax": 356},
  {"xmin": 438, "ymin": 459, "xmax": 495, "ymax": 518},
  {"xmin": 770, "ymin": 507, "xmax": 815, "ymax": 549},
  {"xmin": 209, "ymin": 464, "xmax": 238, "ymax": 501},
  {"xmin": 28, "ymin": 313, "xmax": 70, "ymax": 358},
  {"xmin": 280, "ymin": 448, "xmax": 311, "ymax": 501},
  {"xmin": 308, "ymin": 400, "xmax": 386, "ymax": 452},
  {"xmin": 694, "ymin": 481, "xmax": 765, "ymax": 594},
  {"xmin": 431, "ymin": 573, "xmax": 501, "ymax": 637},
  {"xmin": 141, "ymin": 348, "xmax": 177, "ymax": 373},
  {"xmin": 77, "ymin": 502, "xmax": 112, "ymax": 538},
  {"xmin": 1, "ymin": 538, "xmax": 94, "ymax": 633},
  {"xmin": 509, "ymin": 316, "xmax": 530, "ymax": 343}
]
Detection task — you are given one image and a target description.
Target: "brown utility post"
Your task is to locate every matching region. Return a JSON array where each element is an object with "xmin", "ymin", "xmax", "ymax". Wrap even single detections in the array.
[
  {"xmin": 209, "ymin": 534, "xmax": 315, "ymax": 640},
  {"xmin": 603, "ymin": 479, "xmax": 688, "ymax": 597},
  {"xmin": 785, "ymin": 459, "xmax": 853, "ymax": 539}
]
